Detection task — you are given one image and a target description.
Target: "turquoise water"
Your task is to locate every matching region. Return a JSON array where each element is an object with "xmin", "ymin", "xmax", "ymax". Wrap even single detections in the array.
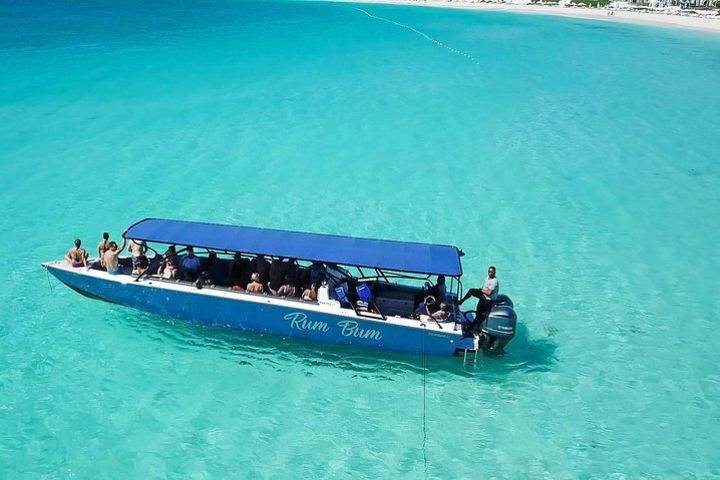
[{"xmin": 2, "ymin": 0, "xmax": 720, "ymax": 477}]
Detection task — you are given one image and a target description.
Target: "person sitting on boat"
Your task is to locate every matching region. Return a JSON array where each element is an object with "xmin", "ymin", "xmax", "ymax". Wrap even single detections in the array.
[
  {"xmin": 180, "ymin": 246, "xmax": 202, "ymax": 282},
  {"xmin": 133, "ymin": 254, "xmax": 149, "ymax": 276},
  {"xmin": 103, "ymin": 238, "xmax": 127, "ymax": 275},
  {"xmin": 229, "ymin": 252, "xmax": 249, "ymax": 290},
  {"xmin": 202, "ymin": 251, "xmax": 223, "ymax": 285},
  {"xmin": 250, "ymin": 255, "xmax": 270, "ymax": 287},
  {"xmin": 159, "ymin": 257, "xmax": 178, "ymax": 279},
  {"xmin": 277, "ymin": 275, "xmax": 296, "ymax": 297},
  {"xmin": 458, "ymin": 266, "xmax": 499, "ymax": 325},
  {"xmin": 97, "ymin": 232, "xmax": 110, "ymax": 268},
  {"xmin": 308, "ymin": 262, "xmax": 325, "ymax": 286},
  {"xmin": 302, "ymin": 282, "xmax": 319, "ymax": 302},
  {"xmin": 246, "ymin": 272, "xmax": 264, "ymax": 293},
  {"xmin": 155, "ymin": 246, "xmax": 177, "ymax": 277},
  {"xmin": 415, "ymin": 295, "xmax": 439, "ymax": 318},
  {"xmin": 268, "ymin": 257, "xmax": 287, "ymax": 295},
  {"xmin": 432, "ymin": 302, "xmax": 450, "ymax": 322},
  {"xmin": 66, "ymin": 239, "xmax": 88, "ymax": 268},
  {"xmin": 427, "ymin": 275, "xmax": 447, "ymax": 302},
  {"xmin": 163, "ymin": 245, "xmax": 178, "ymax": 264},
  {"xmin": 286, "ymin": 258, "xmax": 300, "ymax": 289},
  {"xmin": 297, "ymin": 268, "xmax": 310, "ymax": 292},
  {"xmin": 128, "ymin": 239, "xmax": 147, "ymax": 272}
]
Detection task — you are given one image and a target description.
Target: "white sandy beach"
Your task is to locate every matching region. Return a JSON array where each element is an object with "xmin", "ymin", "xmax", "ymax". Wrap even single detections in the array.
[{"xmin": 335, "ymin": 0, "xmax": 720, "ymax": 33}]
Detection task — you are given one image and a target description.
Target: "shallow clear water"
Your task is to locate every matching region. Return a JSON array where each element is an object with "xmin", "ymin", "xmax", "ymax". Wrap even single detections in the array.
[{"xmin": 2, "ymin": 0, "xmax": 720, "ymax": 477}]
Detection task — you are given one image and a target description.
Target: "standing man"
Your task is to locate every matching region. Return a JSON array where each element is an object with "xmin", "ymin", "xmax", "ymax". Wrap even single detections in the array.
[
  {"xmin": 128, "ymin": 239, "xmax": 147, "ymax": 272},
  {"xmin": 104, "ymin": 238, "xmax": 127, "ymax": 275},
  {"xmin": 458, "ymin": 266, "xmax": 499, "ymax": 325}
]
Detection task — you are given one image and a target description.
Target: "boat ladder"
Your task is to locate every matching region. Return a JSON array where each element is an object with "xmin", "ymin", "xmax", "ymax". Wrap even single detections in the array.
[{"xmin": 462, "ymin": 336, "xmax": 480, "ymax": 366}]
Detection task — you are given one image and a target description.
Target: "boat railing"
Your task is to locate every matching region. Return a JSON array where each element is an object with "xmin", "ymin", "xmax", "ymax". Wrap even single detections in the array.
[
  {"xmin": 146, "ymin": 275, "xmax": 324, "ymax": 304},
  {"xmin": 138, "ymin": 273, "xmax": 402, "ymax": 323},
  {"xmin": 352, "ymin": 303, "xmax": 387, "ymax": 322},
  {"xmin": 121, "ymin": 254, "xmax": 451, "ymax": 325}
]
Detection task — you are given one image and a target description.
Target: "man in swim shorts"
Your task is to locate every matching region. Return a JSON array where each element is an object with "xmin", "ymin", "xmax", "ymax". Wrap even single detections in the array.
[
  {"xmin": 128, "ymin": 239, "xmax": 147, "ymax": 272},
  {"xmin": 103, "ymin": 238, "xmax": 127, "ymax": 275}
]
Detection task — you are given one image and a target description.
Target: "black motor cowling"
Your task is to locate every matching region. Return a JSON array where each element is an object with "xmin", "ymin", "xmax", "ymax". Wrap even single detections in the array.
[
  {"xmin": 492, "ymin": 294, "xmax": 514, "ymax": 309},
  {"xmin": 483, "ymin": 305, "xmax": 517, "ymax": 339},
  {"xmin": 482, "ymin": 301, "xmax": 517, "ymax": 354}
]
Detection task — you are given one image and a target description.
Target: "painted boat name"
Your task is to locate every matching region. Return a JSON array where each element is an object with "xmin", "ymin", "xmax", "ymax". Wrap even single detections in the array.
[{"xmin": 285, "ymin": 312, "xmax": 382, "ymax": 340}]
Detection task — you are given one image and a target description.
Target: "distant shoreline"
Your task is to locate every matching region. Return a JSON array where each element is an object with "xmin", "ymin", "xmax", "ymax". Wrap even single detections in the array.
[{"xmin": 333, "ymin": 0, "xmax": 720, "ymax": 33}]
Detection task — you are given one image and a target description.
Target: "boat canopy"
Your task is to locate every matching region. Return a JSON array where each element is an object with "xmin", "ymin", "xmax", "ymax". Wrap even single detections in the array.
[{"xmin": 123, "ymin": 218, "xmax": 463, "ymax": 276}]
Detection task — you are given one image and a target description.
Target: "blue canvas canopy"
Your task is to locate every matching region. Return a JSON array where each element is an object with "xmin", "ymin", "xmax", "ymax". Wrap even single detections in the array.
[{"xmin": 123, "ymin": 218, "xmax": 463, "ymax": 276}]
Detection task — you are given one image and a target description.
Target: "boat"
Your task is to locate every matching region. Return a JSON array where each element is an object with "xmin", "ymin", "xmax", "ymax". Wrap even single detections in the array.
[{"xmin": 42, "ymin": 218, "xmax": 518, "ymax": 357}]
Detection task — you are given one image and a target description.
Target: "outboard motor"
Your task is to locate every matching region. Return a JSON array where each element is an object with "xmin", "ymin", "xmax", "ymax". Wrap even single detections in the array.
[
  {"xmin": 492, "ymin": 294, "xmax": 514, "ymax": 309},
  {"xmin": 482, "ymin": 301, "xmax": 517, "ymax": 355}
]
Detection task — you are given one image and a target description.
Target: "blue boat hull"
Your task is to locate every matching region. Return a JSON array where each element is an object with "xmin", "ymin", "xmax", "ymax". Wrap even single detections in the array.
[{"xmin": 46, "ymin": 265, "xmax": 473, "ymax": 356}]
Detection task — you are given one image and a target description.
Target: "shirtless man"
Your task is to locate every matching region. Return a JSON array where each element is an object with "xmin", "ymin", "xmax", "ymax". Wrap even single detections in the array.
[
  {"xmin": 97, "ymin": 232, "xmax": 110, "ymax": 268},
  {"xmin": 432, "ymin": 302, "xmax": 449, "ymax": 321},
  {"xmin": 250, "ymin": 255, "xmax": 270, "ymax": 287},
  {"xmin": 246, "ymin": 272, "xmax": 264, "ymax": 293},
  {"xmin": 66, "ymin": 239, "xmax": 88, "ymax": 268},
  {"xmin": 277, "ymin": 275, "xmax": 296, "ymax": 297},
  {"xmin": 103, "ymin": 238, "xmax": 127, "ymax": 275},
  {"xmin": 128, "ymin": 239, "xmax": 147, "ymax": 272}
]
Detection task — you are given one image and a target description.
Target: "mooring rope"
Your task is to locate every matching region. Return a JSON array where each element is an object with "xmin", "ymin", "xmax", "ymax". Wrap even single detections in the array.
[
  {"xmin": 421, "ymin": 324, "xmax": 428, "ymax": 477},
  {"xmin": 350, "ymin": 7, "xmax": 480, "ymax": 66},
  {"xmin": 45, "ymin": 269, "xmax": 55, "ymax": 292}
]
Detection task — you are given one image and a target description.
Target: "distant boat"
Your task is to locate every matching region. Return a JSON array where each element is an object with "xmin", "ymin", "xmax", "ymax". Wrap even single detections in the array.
[{"xmin": 43, "ymin": 218, "xmax": 517, "ymax": 357}]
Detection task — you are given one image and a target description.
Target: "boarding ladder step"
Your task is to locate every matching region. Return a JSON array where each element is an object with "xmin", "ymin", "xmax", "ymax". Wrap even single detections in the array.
[{"xmin": 462, "ymin": 335, "xmax": 480, "ymax": 366}]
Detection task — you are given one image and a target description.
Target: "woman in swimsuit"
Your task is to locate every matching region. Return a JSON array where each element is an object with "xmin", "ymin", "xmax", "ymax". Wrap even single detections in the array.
[
  {"xmin": 302, "ymin": 282, "xmax": 319, "ymax": 302},
  {"xmin": 159, "ymin": 258, "xmax": 178, "ymax": 279},
  {"xmin": 97, "ymin": 232, "xmax": 110, "ymax": 268},
  {"xmin": 65, "ymin": 239, "xmax": 88, "ymax": 268}
]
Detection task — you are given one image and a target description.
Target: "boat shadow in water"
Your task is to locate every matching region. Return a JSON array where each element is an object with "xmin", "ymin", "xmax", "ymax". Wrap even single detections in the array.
[
  {"xmin": 110, "ymin": 309, "xmax": 557, "ymax": 380},
  {"xmin": 461, "ymin": 322, "xmax": 560, "ymax": 385}
]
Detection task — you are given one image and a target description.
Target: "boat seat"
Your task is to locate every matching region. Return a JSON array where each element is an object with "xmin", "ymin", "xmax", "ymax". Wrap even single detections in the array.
[
  {"xmin": 356, "ymin": 284, "xmax": 374, "ymax": 312},
  {"xmin": 335, "ymin": 287, "xmax": 352, "ymax": 307}
]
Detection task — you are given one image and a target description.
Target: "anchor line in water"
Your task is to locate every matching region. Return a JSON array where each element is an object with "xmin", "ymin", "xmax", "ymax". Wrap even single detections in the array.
[
  {"xmin": 46, "ymin": 269, "xmax": 55, "ymax": 292},
  {"xmin": 350, "ymin": 7, "xmax": 480, "ymax": 66},
  {"xmin": 421, "ymin": 324, "xmax": 428, "ymax": 477}
]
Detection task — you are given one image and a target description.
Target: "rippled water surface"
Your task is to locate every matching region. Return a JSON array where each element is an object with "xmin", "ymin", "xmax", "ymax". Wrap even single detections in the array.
[{"xmin": 2, "ymin": 0, "xmax": 720, "ymax": 477}]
